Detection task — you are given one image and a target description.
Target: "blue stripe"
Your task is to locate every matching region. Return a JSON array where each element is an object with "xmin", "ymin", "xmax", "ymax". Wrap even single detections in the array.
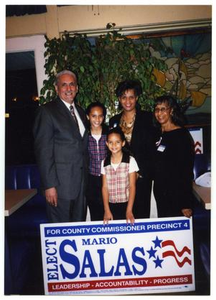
[{"xmin": 43, "ymin": 219, "xmax": 190, "ymax": 237}]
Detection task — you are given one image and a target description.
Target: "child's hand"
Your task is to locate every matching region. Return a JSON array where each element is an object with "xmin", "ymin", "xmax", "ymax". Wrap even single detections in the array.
[
  {"xmin": 126, "ymin": 211, "xmax": 135, "ymax": 225},
  {"xmin": 181, "ymin": 208, "xmax": 192, "ymax": 218},
  {"xmin": 103, "ymin": 211, "xmax": 113, "ymax": 225}
]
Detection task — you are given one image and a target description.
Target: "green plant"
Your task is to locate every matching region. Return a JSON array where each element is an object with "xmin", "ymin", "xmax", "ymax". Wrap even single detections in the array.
[{"xmin": 40, "ymin": 30, "xmax": 167, "ymax": 116}]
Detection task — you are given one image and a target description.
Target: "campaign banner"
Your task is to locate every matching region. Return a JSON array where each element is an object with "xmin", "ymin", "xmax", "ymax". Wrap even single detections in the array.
[{"xmin": 40, "ymin": 217, "xmax": 195, "ymax": 295}]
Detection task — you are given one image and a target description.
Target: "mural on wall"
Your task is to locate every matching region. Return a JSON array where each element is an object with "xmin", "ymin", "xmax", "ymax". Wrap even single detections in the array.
[{"xmin": 148, "ymin": 30, "xmax": 211, "ymax": 123}]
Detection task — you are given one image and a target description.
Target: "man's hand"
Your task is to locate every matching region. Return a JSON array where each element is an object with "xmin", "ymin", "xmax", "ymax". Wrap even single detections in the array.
[{"xmin": 45, "ymin": 187, "xmax": 58, "ymax": 207}]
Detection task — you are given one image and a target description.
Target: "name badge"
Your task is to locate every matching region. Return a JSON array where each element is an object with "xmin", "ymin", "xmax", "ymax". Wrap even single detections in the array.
[{"xmin": 157, "ymin": 145, "xmax": 166, "ymax": 152}]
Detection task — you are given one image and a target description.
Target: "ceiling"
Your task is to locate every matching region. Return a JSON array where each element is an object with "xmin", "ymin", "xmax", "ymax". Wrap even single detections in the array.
[
  {"xmin": 6, "ymin": 5, "xmax": 47, "ymax": 17},
  {"xmin": 6, "ymin": 5, "xmax": 68, "ymax": 17}
]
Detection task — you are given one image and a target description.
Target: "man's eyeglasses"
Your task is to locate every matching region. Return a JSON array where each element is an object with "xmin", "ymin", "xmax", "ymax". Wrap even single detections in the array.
[{"xmin": 154, "ymin": 107, "xmax": 170, "ymax": 114}]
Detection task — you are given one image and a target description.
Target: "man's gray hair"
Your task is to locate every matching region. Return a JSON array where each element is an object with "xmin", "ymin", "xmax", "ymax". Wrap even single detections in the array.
[{"xmin": 55, "ymin": 70, "xmax": 77, "ymax": 85}]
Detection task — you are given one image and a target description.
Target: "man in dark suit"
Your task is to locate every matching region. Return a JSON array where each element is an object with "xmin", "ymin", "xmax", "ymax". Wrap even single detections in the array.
[{"xmin": 33, "ymin": 70, "xmax": 88, "ymax": 222}]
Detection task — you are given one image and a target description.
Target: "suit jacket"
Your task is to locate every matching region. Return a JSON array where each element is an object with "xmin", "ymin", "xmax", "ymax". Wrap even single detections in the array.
[
  {"xmin": 109, "ymin": 109, "xmax": 155, "ymax": 180},
  {"xmin": 33, "ymin": 97, "xmax": 89, "ymax": 200}
]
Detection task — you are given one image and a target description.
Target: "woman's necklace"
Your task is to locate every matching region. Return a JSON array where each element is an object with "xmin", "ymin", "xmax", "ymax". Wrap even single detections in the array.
[{"xmin": 120, "ymin": 113, "xmax": 136, "ymax": 144}]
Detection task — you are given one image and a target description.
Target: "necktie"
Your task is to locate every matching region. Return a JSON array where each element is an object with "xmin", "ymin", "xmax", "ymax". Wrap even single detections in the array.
[{"xmin": 70, "ymin": 105, "xmax": 79, "ymax": 130}]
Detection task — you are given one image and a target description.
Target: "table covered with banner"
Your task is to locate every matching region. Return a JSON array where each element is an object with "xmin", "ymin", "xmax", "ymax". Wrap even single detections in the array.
[{"xmin": 40, "ymin": 217, "xmax": 195, "ymax": 295}]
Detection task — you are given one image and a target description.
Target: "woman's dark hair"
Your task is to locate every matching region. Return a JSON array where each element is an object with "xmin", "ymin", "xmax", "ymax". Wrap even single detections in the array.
[
  {"xmin": 86, "ymin": 101, "xmax": 107, "ymax": 119},
  {"xmin": 115, "ymin": 80, "xmax": 142, "ymax": 98},
  {"xmin": 153, "ymin": 95, "xmax": 186, "ymax": 127}
]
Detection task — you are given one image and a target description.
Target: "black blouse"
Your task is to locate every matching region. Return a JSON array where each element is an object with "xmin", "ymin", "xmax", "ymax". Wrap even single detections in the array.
[{"xmin": 153, "ymin": 127, "xmax": 195, "ymax": 216}]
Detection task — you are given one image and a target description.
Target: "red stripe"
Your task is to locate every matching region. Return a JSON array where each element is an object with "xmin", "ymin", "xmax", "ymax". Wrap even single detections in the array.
[
  {"xmin": 162, "ymin": 240, "xmax": 191, "ymax": 256},
  {"xmin": 162, "ymin": 251, "xmax": 192, "ymax": 267},
  {"xmin": 47, "ymin": 274, "xmax": 193, "ymax": 292}
]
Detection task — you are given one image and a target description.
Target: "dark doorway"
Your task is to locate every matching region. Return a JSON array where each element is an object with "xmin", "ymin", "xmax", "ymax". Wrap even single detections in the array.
[{"xmin": 6, "ymin": 51, "xmax": 39, "ymax": 165}]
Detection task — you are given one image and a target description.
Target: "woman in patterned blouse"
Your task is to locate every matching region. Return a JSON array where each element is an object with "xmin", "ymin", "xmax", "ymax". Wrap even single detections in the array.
[{"xmin": 109, "ymin": 80, "xmax": 155, "ymax": 219}]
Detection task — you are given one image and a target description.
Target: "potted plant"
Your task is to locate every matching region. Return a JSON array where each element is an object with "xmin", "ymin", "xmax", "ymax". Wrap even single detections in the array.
[{"xmin": 40, "ymin": 29, "xmax": 167, "ymax": 116}]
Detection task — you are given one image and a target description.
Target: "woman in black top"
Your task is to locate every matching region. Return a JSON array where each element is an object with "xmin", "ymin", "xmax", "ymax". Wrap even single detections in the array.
[
  {"xmin": 153, "ymin": 95, "xmax": 194, "ymax": 218},
  {"xmin": 109, "ymin": 80, "xmax": 155, "ymax": 219}
]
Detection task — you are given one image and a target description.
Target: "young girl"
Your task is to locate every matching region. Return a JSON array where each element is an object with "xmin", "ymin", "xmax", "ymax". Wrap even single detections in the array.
[
  {"xmin": 101, "ymin": 127, "xmax": 139, "ymax": 224},
  {"xmin": 86, "ymin": 101, "xmax": 108, "ymax": 221}
]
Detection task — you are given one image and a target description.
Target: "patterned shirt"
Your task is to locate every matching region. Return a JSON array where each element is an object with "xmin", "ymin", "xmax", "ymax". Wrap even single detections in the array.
[
  {"xmin": 88, "ymin": 128, "xmax": 107, "ymax": 176},
  {"xmin": 101, "ymin": 153, "xmax": 139, "ymax": 203}
]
